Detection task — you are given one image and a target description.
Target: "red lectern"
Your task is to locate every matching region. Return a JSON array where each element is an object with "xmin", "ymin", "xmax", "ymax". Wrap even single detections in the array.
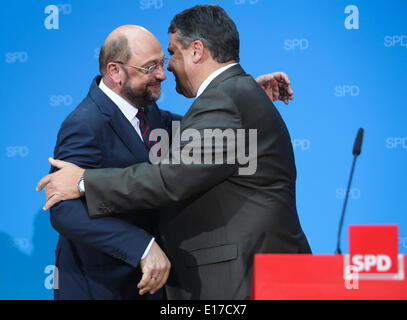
[{"xmin": 252, "ymin": 225, "xmax": 407, "ymax": 299}]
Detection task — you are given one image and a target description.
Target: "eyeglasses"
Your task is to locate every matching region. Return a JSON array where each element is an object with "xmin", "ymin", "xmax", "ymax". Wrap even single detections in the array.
[{"xmin": 113, "ymin": 57, "xmax": 168, "ymax": 75}]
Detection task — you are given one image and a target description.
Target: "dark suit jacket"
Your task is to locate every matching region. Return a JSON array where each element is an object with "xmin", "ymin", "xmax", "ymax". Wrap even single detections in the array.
[
  {"xmin": 83, "ymin": 65, "xmax": 311, "ymax": 299},
  {"xmin": 50, "ymin": 76, "xmax": 181, "ymax": 299}
]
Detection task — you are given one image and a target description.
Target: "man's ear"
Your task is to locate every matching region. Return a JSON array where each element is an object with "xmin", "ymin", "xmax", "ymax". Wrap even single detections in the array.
[
  {"xmin": 192, "ymin": 40, "xmax": 205, "ymax": 63},
  {"xmin": 106, "ymin": 62, "xmax": 123, "ymax": 86}
]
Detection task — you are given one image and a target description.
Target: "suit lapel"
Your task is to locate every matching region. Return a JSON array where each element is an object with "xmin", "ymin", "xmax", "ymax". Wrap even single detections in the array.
[
  {"xmin": 88, "ymin": 76, "xmax": 150, "ymax": 163},
  {"xmin": 108, "ymin": 109, "xmax": 150, "ymax": 163}
]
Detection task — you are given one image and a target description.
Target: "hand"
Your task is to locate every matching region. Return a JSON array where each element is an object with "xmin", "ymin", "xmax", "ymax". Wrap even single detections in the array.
[
  {"xmin": 138, "ymin": 241, "xmax": 171, "ymax": 295},
  {"xmin": 256, "ymin": 72, "xmax": 294, "ymax": 104},
  {"xmin": 36, "ymin": 158, "xmax": 85, "ymax": 210}
]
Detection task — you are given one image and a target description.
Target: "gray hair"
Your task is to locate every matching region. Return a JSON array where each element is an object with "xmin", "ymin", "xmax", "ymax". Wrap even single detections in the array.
[
  {"xmin": 99, "ymin": 35, "xmax": 132, "ymax": 76},
  {"xmin": 168, "ymin": 5, "xmax": 239, "ymax": 63}
]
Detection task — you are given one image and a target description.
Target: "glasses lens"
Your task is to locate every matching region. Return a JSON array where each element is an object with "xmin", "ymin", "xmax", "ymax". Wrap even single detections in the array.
[
  {"xmin": 147, "ymin": 65, "xmax": 156, "ymax": 74},
  {"xmin": 147, "ymin": 58, "xmax": 167, "ymax": 74}
]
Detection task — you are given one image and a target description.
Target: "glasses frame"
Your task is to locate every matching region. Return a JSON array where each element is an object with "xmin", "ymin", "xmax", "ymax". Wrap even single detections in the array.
[{"xmin": 113, "ymin": 57, "xmax": 168, "ymax": 75}]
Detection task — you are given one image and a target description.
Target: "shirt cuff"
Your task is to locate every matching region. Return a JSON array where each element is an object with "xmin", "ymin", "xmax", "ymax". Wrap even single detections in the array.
[{"xmin": 141, "ymin": 238, "xmax": 155, "ymax": 260}]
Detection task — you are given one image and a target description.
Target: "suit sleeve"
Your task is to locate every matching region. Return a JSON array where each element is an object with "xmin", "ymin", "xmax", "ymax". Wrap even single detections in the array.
[
  {"xmin": 84, "ymin": 91, "xmax": 243, "ymax": 217},
  {"xmin": 50, "ymin": 114, "xmax": 153, "ymax": 268},
  {"xmin": 159, "ymin": 108, "xmax": 183, "ymax": 133}
]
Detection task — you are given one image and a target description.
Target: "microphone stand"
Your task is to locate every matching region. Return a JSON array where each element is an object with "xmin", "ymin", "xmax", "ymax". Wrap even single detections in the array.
[
  {"xmin": 335, "ymin": 128, "xmax": 364, "ymax": 254},
  {"xmin": 335, "ymin": 155, "xmax": 358, "ymax": 254}
]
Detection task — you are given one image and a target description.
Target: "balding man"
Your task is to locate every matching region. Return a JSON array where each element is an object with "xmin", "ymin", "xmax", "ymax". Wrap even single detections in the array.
[
  {"xmin": 48, "ymin": 26, "xmax": 176, "ymax": 300},
  {"xmin": 46, "ymin": 24, "xmax": 291, "ymax": 300}
]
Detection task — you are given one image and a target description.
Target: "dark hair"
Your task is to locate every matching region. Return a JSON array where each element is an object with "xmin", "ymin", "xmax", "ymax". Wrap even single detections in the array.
[
  {"xmin": 99, "ymin": 35, "xmax": 132, "ymax": 76},
  {"xmin": 168, "ymin": 5, "xmax": 240, "ymax": 63}
]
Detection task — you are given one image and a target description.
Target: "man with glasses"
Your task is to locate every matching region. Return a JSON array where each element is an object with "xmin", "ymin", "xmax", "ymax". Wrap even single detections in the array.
[
  {"xmin": 43, "ymin": 24, "xmax": 293, "ymax": 300},
  {"xmin": 46, "ymin": 25, "xmax": 175, "ymax": 300}
]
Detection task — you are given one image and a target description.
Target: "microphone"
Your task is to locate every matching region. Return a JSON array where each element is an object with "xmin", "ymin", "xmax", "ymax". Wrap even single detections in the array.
[
  {"xmin": 335, "ymin": 128, "xmax": 364, "ymax": 254},
  {"xmin": 352, "ymin": 128, "xmax": 364, "ymax": 156}
]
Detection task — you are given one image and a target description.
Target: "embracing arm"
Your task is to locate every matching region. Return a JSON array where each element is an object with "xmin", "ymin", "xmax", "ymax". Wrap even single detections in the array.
[
  {"xmin": 157, "ymin": 71, "xmax": 293, "ymax": 133},
  {"xmin": 49, "ymin": 114, "xmax": 153, "ymax": 267},
  {"xmin": 83, "ymin": 93, "xmax": 240, "ymax": 217},
  {"xmin": 37, "ymin": 73, "xmax": 288, "ymax": 216},
  {"xmin": 51, "ymin": 199, "xmax": 153, "ymax": 268}
]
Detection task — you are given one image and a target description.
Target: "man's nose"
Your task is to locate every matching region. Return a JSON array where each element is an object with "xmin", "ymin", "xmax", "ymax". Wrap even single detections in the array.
[
  {"xmin": 167, "ymin": 60, "xmax": 173, "ymax": 73},
  {"xmin": 155, "ymin": 65, "xmax": 167, "ymax": 81}
]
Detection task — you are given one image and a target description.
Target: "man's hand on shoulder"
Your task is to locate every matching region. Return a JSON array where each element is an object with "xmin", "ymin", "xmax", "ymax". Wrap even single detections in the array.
[
  {"xmin": 256, "ymin": 72, "xmax": 294, "ymax": 105},
  {"xmin": 138, "ymin": 241, "xmax": 171, "ymax": 295}
]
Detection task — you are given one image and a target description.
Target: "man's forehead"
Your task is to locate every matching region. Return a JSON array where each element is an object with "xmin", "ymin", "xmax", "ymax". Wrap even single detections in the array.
[{"xmin": 129, "ymin": 39, "xmax": 163, "ymax": 62}]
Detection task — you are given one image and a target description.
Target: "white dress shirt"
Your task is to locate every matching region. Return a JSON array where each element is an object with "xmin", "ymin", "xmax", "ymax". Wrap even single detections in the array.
[
  {"xmin": 98, "ymin": 79, "xmax": 154, "ymax": 259},
  {"xmin": 196, "ymin": 63, "xmax": 238, "ymax": 98},
  {"xmin": 99, "ymin": 79, "xmax": 144, "ymax": 140}
]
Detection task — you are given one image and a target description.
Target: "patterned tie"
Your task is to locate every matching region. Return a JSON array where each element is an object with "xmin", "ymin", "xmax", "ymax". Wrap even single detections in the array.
[
  {"xmin": 136, "ymin": 107, "xmax": 152, "ymax": 149},
  {"xmin": 136, "ymin": 107, "xmax": 161, "ymax": 156}
]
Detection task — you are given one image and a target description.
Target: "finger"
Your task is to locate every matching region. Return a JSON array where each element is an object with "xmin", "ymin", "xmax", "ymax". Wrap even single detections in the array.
[
  {"xmin": 286, "ymin": 87, "xmax": 294, "ymax": 96},
  {"xmin": 43, "ymin": 193, "xmax": 62, "ymax": 211},
  {"xmin": 275, "ymin": 72, "xmax": 290, "ymax": 84},
  {"xmin": 36, "ymin": 174, "xmax": 51, "ymax": 192},
  {"xmin": 279, "ymin": 89, "xmax": 289, "ymax": 100},
  {"xmin": 138, "ymin": 271, "xmax": 150, "ymax": 288},
  {"xmin": 279, "ymin": 83, "xmax": 293, "ymax": 100},
  {"xmin": 274, "ymin": 89, "xmax": 280, "ymax": 101},
  {"xmin": 149, "ymin": 276, "xmax": 162, "ymax": 294},
  {"xmin": 272, "ymin": 72, "xmax": 284, "ymax": 83},
  {"xmin": 278, "ymin": 80, "xmax": 290, "ymax": 93},
  {"xmin": 264, "ymin": 88, "xmax": 275, "ymax": 101},
  {"xmin": 148, "ymin": 269, "xmax": 161, "ymax": 288},
  {"xmin": 271, "ymin": 81, "xmax": 279, "ymax": 101},
  {"xmin": 153, "ymin": 269, "xmax": 170, "ymax": 294},
  {"xmin": 138, "ymin": 271, "xmax": 154, "ymax": 294},
  {"xmin": 282, "ymin": 82, "xmax": 293, "ymax": 96},
  {"xmin": 45, "ymin": 185, "xmax": 55, "ymax": 201},
  {"xmin": 139, "ymin": 281, "xmax": 153, "ymax": 295},
  {"xmin": 280, "ymin": 72, "xmax": 290, "ymax": 84},
  {"xmin": 46, "ymin": 192, "xmax": 57, "ymax": 202},
  {"xmin": 49, "ymin": 157, "xmax": 67, "ymax": 169}
]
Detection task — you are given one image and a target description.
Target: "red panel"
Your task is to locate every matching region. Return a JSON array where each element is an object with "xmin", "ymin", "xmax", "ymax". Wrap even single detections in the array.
[
  {"xmin": 252, "ymin": 254, "xmax": 407, "ymax": 300},
  {"xmin": 349, "ymin": 225, "xmax": 399, "ymax": 274}
]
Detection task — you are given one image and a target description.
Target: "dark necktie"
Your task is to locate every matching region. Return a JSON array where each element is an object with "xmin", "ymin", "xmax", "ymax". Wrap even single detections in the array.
[
  {"xmin": 136, "ymin": 107, "xmax": 153, "ymax": 149},
  {"xmin": 136, "ymin": 107, "xmax": 161, "ymax": 157}
]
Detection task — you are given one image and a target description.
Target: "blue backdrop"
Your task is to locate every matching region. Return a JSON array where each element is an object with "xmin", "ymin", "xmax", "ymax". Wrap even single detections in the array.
[{"xmin": 1, "ymin": 0, "xmax": 406, "ymax": 299}]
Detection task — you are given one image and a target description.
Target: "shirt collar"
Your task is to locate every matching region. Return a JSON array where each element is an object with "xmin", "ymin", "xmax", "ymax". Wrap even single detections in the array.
[
  {"xmin": 196, "ymin": 63, "xmax": 238, "ymax": 98},
  {"xmin": 99, "ymin": 78, "xmax": 140, "ymax": 121}
]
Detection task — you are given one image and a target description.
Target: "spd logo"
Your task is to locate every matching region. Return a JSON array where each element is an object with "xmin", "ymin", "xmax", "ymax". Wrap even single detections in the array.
[
  {"xmin": 284, "ymin": 39, "xmax": 309, "ymax": 51},
  {"xmin": 140, "ymin": 0, "xmax": 163, "ymax": 10},
  {"xmin": 346, "ymin": 225, "xmax": 403, "ymax": 279},
  {"xmin": 384, "ymin": 35, "xmax": 407, "ymax": 47},
  {"xmin": 50, "ymin": 95, "xmax": 73, "ymax": 106},
  {"xmin": 5, "ymin": 52, "xmax": 28, "ymax": 63},
  {"xmin": 334, "ymin": 85, "xmax": 360, "ymax": 97},
  {"xmin": 351, "ymin": 254, "xmax": 392, "ymax": 272}
]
